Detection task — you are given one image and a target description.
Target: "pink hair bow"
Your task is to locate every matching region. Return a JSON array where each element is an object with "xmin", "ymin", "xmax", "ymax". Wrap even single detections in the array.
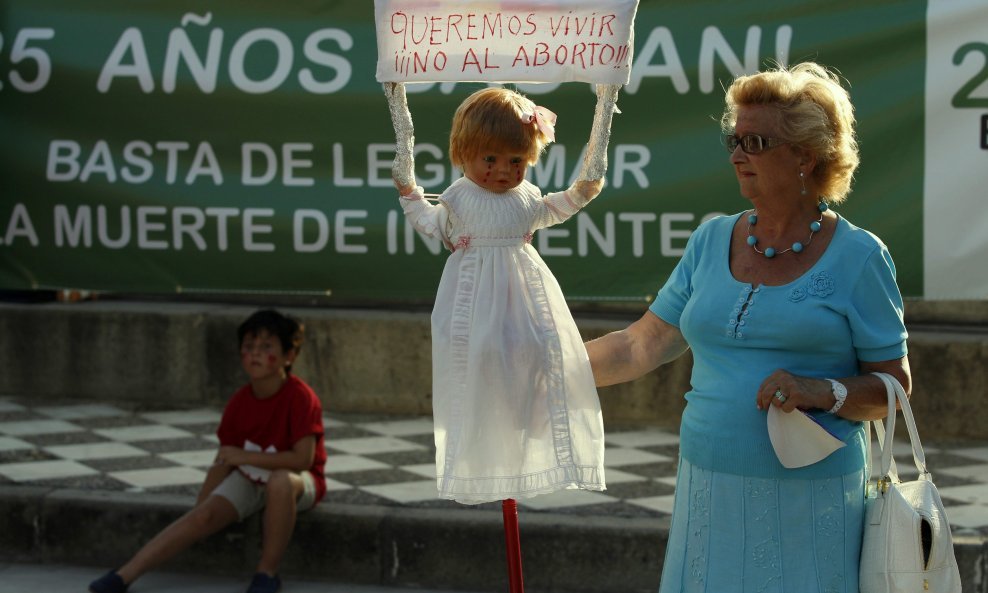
[{"xmin": 522, "ymin": 105, "xmax": 557, "ymax": 142}]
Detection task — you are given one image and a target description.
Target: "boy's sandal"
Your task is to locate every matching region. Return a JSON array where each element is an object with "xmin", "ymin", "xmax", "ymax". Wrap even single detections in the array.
[
  {"xmin": 246, "ymin": 572, "xmax": 282, "ymax": 593},
  {"xmin": 88, "ymin": 570, "xmax": 129, "ymax": 593}
]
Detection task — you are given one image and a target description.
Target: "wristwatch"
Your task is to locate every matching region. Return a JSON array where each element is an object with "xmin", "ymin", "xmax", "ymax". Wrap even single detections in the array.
[{"xmin": 826, "ymin": 379, "xmax": 848, "ymax": 414}]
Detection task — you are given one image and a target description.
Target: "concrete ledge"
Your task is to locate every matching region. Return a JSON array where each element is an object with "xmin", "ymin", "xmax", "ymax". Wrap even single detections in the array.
[
  {"xmin": 954, "ymin": 536, "xmax": 988, "ymax": 593},
  {"xmin": 37, "ymin": 489, "xmax": 255, "ymax": 576},
  {"xmin": 0, "ymin": 485, "xmax": 48, "ymax": 561},
  {"xmin": 0, "ymin": 487, "xmax": 984, "ymax": 593},
  {"xmin": 1, "ymin": 301, "xmax": 985, "ymax": 440},
  {"xmin": 0, "ymin": 486, "xmax": 667, "ymax": 592}
]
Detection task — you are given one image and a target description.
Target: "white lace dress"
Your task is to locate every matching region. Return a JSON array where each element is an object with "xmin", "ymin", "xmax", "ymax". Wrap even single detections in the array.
[{"xmin": 401, "ymin": 176, "xmax": 605, "ymax": 504}]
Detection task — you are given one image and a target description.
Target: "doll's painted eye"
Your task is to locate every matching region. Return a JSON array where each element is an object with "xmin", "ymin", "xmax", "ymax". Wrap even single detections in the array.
[
  {"xmin": 510, "ymin": 157, "xmax": 523, "ymax": 165},
  {"xmin": 483, "ymin": 156, "xmax": 496, "ymax": 163}
]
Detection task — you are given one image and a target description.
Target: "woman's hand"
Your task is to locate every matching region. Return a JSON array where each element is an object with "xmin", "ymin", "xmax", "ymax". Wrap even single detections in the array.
[
  {"xmin": 755, "ymin": 358, "xmax": 911, "ymax": 420},
  {"xmin": 756, "ymin": 369, "xmax": 834, "ymax": 413}
]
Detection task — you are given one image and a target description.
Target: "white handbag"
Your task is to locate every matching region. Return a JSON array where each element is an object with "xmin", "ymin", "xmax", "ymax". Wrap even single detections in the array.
[{"xmin": 859, "ymin": 372, "xmax": 961, "ymax": 593}]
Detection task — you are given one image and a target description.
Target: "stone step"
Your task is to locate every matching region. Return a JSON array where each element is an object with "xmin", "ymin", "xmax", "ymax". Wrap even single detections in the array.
[
  {"xmin": 3, "ymin": 487, "xmax": 986, "ymax": 593},
  {"xmin": 0, "ymin": 300, "xmax": 985, "ymax": 440}
]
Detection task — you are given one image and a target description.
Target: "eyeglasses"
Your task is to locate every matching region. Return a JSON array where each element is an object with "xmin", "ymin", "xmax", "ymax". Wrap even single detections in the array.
[{"xmin": 724, "ymin": 133, "xmax": 788, "ymax": 154}]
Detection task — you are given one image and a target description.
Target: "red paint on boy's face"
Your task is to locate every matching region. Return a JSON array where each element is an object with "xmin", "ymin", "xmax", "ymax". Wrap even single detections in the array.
[{"xmin": 240, "ymin": 331, "xmax": 291, "ymax": 382}]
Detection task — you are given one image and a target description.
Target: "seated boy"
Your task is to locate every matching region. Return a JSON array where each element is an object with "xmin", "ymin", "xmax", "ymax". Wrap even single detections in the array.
[{"xmin": 90, "ymin": 309, "xmax": 327, "ymax": 593}]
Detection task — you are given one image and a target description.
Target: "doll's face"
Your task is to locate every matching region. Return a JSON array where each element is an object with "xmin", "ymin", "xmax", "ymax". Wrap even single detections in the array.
[{"xmin": 462, "ymin": 152, "xmax": 528, "ymax": 193}]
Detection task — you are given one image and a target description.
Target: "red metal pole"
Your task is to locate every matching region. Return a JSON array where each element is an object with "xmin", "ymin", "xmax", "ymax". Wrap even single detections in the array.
[{"xmin": 502, "ymin": 498, "xmax": 525, "ymax": 593}]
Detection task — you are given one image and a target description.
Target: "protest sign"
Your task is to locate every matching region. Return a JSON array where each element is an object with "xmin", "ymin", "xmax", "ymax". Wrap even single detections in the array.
[{"xmin": 374, "ymin": 0, "xmax": 638, "ymax": 84}]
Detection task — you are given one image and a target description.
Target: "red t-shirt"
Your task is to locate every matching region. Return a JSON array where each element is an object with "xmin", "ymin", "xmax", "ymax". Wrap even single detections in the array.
[{"xmin": 217, "ymin": 374, "xmax": 327, "ymax": 502}]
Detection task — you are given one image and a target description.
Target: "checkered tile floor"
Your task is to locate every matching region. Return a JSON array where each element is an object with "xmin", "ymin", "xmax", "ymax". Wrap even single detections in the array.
[{"xmin": 1, "ymin": 397, "xmax": 987, "ymax": 535}]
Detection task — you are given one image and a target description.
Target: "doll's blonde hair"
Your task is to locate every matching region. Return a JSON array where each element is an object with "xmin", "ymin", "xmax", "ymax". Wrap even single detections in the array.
[
  {"xmin": 449, "ymin": 87, "xmax": 552, "ymax": 168},
  {"xmin": 721, "ymin": 62, "xmax": 859, "ymax": 204}
]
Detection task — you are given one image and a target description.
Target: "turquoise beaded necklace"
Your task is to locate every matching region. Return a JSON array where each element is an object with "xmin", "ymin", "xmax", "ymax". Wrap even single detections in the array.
[{"xmin": 746, "ymin": 201, "xmax": 829, "ymax": 258}]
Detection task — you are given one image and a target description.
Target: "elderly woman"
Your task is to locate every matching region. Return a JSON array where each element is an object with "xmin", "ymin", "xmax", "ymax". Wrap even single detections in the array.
[{"xmin": 586, "ymin": 62, "xmax": 910, "ymax": 592}]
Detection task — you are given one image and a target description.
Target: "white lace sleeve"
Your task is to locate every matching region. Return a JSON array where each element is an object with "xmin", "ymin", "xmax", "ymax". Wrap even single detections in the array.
[
  {"xmin": 536, "ymin": 189, "xmax": 585, "ymax": 230},
  {"xmin": 399, "ymin": 186, "xmax": 451, "ymax": 246}
]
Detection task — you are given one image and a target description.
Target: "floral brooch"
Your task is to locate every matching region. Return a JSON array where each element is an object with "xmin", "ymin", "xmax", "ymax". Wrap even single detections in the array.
[{"xmin": 788, "ymin": 271, "xmax": 835, "ymax": 302}]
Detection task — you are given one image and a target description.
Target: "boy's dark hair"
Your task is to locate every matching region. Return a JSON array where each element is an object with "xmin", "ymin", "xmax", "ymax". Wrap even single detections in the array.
[{"xmin": 237, "ymin": 309, "xmax": 305, "ymax": 373}]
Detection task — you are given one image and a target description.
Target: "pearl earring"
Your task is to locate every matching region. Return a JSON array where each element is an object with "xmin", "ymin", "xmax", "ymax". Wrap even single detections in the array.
[{"xmin": 799, "ymin": 171, "xmax": 807, "ymax": 196}]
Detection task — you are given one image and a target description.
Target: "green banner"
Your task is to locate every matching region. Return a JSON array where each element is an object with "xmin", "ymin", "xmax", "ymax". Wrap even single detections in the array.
[{"xmin": 0, "ymin": 1, "xmax": 936, "ymax": 301}]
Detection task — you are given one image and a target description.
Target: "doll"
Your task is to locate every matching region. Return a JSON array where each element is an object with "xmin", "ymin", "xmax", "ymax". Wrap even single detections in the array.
[{"xmin": 386, "ymin": 82, "xmax": 621, "ymax": 504}]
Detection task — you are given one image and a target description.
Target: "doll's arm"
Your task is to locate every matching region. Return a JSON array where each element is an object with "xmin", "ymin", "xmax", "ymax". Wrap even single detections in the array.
[
  {"xmin": 385, "ymin": 82, "xmax": 453, "ymax": 246},
  {"xmin": 568, "ymin": 83, "xmax": 622, "ymax": 204},
  {"xmin": 399, "ymin": 187, "xmax": 453, "ymax": 249},
  {"xmin": 538, "ymin": 85, "xmax": 622, "ymax": 227},
  {"xmin": 384, "ymin": 82, "xmax": 417, "ymax": 196}
]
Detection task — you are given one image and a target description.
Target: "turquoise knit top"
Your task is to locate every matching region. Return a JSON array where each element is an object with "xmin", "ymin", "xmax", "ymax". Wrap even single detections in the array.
[{"xmin": 650, "ymin": 213, "xmax": 908, "ymax": 479}]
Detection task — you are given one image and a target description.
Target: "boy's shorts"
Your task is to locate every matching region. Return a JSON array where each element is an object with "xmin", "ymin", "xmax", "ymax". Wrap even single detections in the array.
[{"xmin": 211, "ymin": 469, "xmax": 317, "ymax": 520}]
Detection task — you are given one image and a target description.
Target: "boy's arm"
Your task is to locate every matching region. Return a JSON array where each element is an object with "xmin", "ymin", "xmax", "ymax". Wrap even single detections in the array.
[{"xmin": 217, "ymin": 435, "xmax": 316, "ymax": 473}]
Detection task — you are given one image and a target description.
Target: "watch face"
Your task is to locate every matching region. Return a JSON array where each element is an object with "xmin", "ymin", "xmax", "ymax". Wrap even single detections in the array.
[{"xmin": 827, "ymin": 380, "xmax": 847, "ymax": 414}]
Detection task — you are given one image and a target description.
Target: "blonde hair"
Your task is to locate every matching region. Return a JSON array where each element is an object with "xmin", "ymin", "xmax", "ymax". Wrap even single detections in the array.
[
  {"xmin": 721, "ymin": 62, "xmax": 859, "ymax": 203},
  {"xmin": 448, "ymin": 87, "xmax": 552, "ymax": 168}
]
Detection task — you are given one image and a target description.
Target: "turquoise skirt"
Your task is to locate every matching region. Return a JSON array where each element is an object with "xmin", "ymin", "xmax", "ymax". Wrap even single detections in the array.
[{"xmin": 659, "ymin": 457, "xmax": 866, "ymax": 593}]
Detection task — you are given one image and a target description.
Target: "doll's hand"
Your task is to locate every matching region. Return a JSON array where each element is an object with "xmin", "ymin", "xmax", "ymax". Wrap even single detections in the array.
[
  {"xmin": 394, "ymin": 178, "xmax": 417, "ymax": 197},
  {"xmin": 396, "ymin": 184, "xmax": 425, "ymax": 202},
  {"xmin": 570, "ymin": 179, "xmax": 604, "ymax": 204}
]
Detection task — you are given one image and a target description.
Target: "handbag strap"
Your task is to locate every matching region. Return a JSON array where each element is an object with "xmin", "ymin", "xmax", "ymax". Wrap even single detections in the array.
[
  {"xmin": 868, "ymin": 413, "xmax": 900, "ymax": 485},
  {"xmin": 866, "ymin": 375, "xmax": 900, "ymax": 485},
  {"xmin": 869, "ymin": 372, "xmax": 929, "ymax": 481}
]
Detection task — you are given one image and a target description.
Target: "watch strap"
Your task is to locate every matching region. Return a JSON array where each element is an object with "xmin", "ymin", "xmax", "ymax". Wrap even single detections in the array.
[{"xmin": 826, "ymin": 378, "xmax": 847, "ymax": 414}]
